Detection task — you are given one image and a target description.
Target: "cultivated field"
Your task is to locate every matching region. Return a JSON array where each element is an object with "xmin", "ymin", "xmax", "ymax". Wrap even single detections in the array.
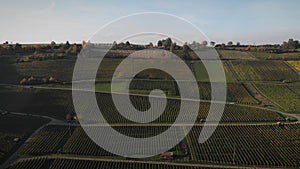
[
  {"xmin": 188, "ymin": 124, "xmax": 300, "ymax": 167},
  {"xmin": 15, "ymin": 124, "xmax": 300, "ymax": 168},
  {"xmin": 249, "ymin": 51, "xmax": 300, "ymax": 60},
  {"xmin": 217, "ymin": 50, "xmax": 256, "ymax": 60},
  {"xmin": 2, "ymin": 47, "xmax": 300, "ymax": 169},
  {"xmin": 227, "ymin": 60, "xmax": 300, "ymax": 82},
  {"xmin": 254, "ymin": 83, "xmax": 300, "ymax": 113}
]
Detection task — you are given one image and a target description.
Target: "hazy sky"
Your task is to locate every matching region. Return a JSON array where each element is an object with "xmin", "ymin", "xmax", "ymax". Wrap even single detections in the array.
[{"xmin": 0, "ymin": 0, "xmax": 299, "ymax": 44}]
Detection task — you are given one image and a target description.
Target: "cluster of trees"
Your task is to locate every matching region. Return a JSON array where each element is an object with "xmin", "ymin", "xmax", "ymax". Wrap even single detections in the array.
[
  {"xmin": 19, "ymin": 76, "xmax": 57, "ymax": 85},
  {"xmin": 0, "ymin": 42, "xmax": 33, "ymax": 55},
  {"xmin": 282, "ymin": 39, "xmax": 299, "ymax": 49},
  {"xmin": 111, "ymin": 38, "xmax": 212, "ymax": 52},
  {"xmin": 215, "ymin": 41, "xmax": 244, "ymax": 48},
  {"xmin": 157, "ymin": 38, "xmax": 174, "ymax": 49},
  {"xmin": 111, "ymin": 41, "xmax": 145, "ymax": 50},
  {"xmin": 157, "ymin": 38, "xmax": 184, "ymax": 52},
  {"xmin": 157, "ymin": 38, "xmax": 212, "ymax": 50}
]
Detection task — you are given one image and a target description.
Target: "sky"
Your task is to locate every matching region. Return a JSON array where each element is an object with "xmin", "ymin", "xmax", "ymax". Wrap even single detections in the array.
[{"xmin": 0, "ymin": 0, "xmax": 299, "ymax": 45}]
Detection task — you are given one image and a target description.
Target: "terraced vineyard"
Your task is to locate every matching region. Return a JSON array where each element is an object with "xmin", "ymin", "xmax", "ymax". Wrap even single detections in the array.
[
  {"xmin": 228, "ymin": 60, "xmax": 300, "ymax": 81},
  {"xmin": 7, "ymin": 158, "xmax": 213, "ymax": 169},
  {"xmin": 187, "ymin": 124, "xmax": 300, "ymax": 167},
  {"xmin": 254, "ymin": 84, "xmax": 300, "ymax": 113}
]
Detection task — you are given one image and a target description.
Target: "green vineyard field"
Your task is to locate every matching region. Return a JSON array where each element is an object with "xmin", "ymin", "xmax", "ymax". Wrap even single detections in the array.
[
  {"xmin": 188, "ymin": 124, "xmax": 300, "ymax": 167},
  {"xmin": 13, "ymin": 124, "xmax": 300, "ymax": 168},
  {"xmin": 228, "ymin": 60, "xmax": 300, "ymax": 81},
  {"xmin": 254, "ymin": 83, "xmax": 300, "ymax": 113}
]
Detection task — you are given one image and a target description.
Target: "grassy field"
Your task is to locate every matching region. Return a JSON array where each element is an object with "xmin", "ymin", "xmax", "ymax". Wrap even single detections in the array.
[
  {"xmin": 0, "ymin": 113, "xmax": 49, "ymax": 163},
  {"xmin": 254, "ymin": 83, "xmax": 300, "ymax": 113},
  {"xmin": 228, "ymin": 60, "xmax": 300, "ymax": 82}
]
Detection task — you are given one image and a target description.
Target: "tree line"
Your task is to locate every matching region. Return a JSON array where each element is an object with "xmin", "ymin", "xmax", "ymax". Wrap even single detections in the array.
[
  {"xmin": 0, "ymin": 41, "xmax": 82, "ymax": 62},
  {"xmin": 1, "ymin": 38, "xmax": 299, "ymax": 61}
]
